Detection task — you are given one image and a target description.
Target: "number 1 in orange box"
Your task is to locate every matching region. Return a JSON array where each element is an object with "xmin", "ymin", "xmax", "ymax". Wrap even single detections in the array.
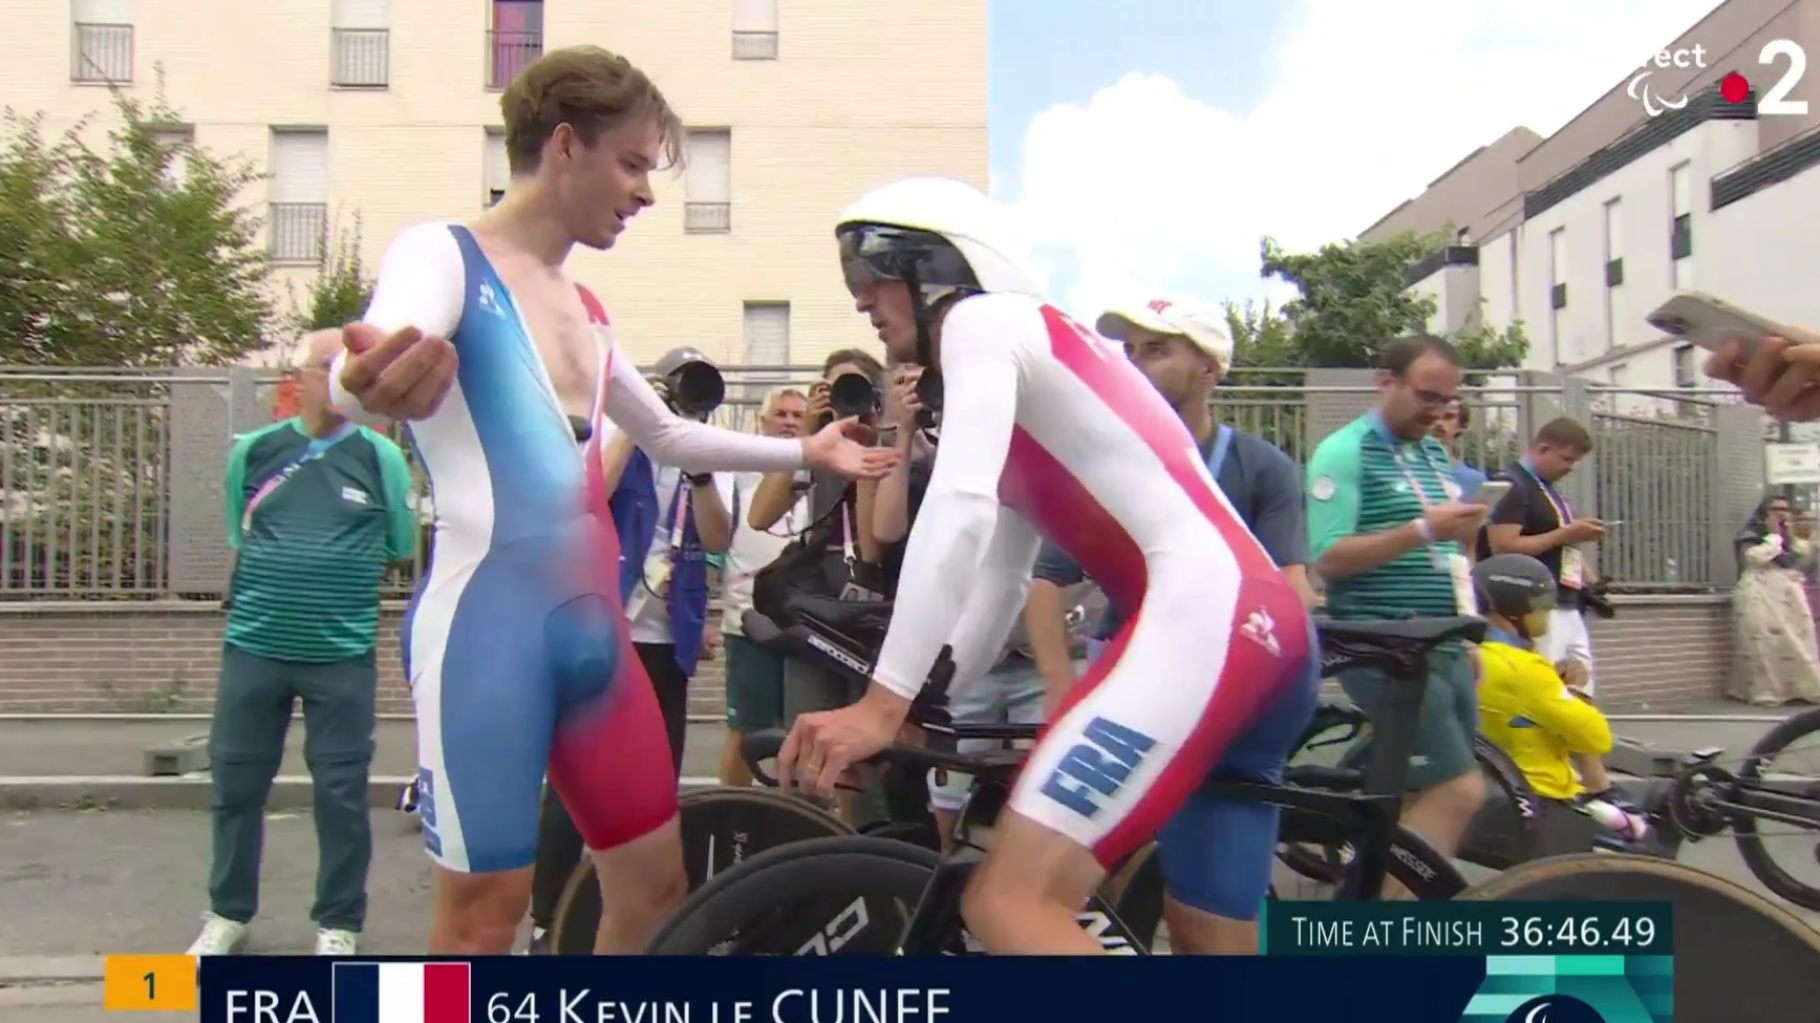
[{"xmin": 103, "ymin": 955, "xmax": 197, "ymax": 1012}]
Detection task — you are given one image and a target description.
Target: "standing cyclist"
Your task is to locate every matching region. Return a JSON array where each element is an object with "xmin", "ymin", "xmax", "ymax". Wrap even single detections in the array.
[{"xmin": 779, "ymin": 177, "xmax": 1315, "ymax": 954}]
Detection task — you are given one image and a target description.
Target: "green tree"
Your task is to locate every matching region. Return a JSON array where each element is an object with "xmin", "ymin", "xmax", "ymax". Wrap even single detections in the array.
[
  {"xmin": 1257, "ymin": 230, "xmax": 1529, "ymax": 370},
  {"xmin": 0, "ymin": 75, "xmax": 275, "ymax": 367},
  {"xmin": 1223, "ymin": 298, "xmax": 1299, "ymax": 378},
  {"xmin": 292, "ymin": 214, "xmax": 376, "ymax": 332}
]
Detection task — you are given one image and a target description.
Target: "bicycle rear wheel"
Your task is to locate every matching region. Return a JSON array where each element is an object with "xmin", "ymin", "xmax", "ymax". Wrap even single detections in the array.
[
  {"xmin": 1734, "ymin": 706, "xmax": 1820, "ymax": 911},
  {"xmin": 551, "ymin": 787, "xmax": 851, "ymax": 954},
  {"xmin": 1459, "ymin": 854, "xmax": 1820, "ymax": 1022},
  {"xmin": 646, "ymin": 835, "xmax": 943, "ymax": 955}
]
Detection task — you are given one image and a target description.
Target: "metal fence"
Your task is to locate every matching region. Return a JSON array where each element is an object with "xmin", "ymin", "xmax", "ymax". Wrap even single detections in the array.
[{"xmin": 0, "ymin": 365, "xmax": 1770, "ymax": 600}]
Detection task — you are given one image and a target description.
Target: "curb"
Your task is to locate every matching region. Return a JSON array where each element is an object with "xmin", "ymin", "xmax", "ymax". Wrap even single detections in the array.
[
  {"xmin": 0, "ymin": 775, "xmax": 726, "ymax": 811},
  {"xmin": 0, "ymin": 955, "xmax": 106, "ymax": 984}
]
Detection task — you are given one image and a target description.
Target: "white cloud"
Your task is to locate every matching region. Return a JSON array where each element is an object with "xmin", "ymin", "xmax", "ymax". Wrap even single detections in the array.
[{"xmin": 1005, "ymin": 0, "xmax": 1720, "ymax": 318}]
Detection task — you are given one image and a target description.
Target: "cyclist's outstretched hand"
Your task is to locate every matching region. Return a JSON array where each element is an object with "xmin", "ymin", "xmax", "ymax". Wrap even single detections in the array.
[
  {"xmin": 800, "ymin": 416, "xmax": 899, "ymax": 480},
  {"xmin": 778, "ymin": 694, "xmax": 903, "ymax": 797},
  {"xmin": 1706, "ymin": 335, "xmax": 1820, "ymax": 421},
  {"xmin": 338, "ymin": 322, "xmax": 458, "ymax": 421}
]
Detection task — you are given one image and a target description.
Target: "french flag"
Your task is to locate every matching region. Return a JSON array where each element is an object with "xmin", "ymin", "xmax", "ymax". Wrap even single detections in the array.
[{"xmin": 331, "ymin": 962, "xmax": 471, "ymax": 1023}]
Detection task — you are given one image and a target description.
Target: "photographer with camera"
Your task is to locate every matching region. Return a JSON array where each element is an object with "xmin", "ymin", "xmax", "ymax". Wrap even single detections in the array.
[
  {"xmin": 745, "ymin": 348, "xmax": 889, "ymax": 826},
  {"xmin": 522, "ymin": 347, "xmax": 734, "ymax": 953}
]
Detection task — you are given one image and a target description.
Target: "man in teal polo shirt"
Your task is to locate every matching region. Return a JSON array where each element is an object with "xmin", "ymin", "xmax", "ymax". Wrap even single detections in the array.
[
  {"xmin": 187, "ymin": 330, "xmax": 417, "ymax": 957},
  {"xmin": 1305, "ymin": 335, "xmax": 1490, "ymax": 881}
]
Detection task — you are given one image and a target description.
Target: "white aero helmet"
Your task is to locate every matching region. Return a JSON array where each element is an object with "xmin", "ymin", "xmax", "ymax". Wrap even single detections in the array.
[{"xmin": 835, "ymin": 176, "xmax": 1042, "ymax": 300}]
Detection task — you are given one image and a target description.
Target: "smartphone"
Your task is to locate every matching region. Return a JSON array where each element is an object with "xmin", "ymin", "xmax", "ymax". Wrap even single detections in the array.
[
  {"xmin": 1471, "ymin": 480, "xmax": 1513, "ymax": 506},
  {"xmin": 1645, "ymin": 292, "xmax": 1820, "ymax": 354}
]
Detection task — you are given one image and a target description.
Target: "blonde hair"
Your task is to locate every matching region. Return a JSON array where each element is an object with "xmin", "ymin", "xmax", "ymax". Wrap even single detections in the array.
[{"xmin": 761, "ymin": 387, "xmax": 806, "ymax": 419}]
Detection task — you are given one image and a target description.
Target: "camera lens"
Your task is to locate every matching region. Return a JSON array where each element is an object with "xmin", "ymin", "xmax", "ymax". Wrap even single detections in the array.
[
  {"xmin": 668, "ymin": 362, "xmax": 725, "ymax": 418},
  {"xmin": 1654, "ymin": 315, "xmax": 1687, "ymax": 336},
  {"xmin": 828, "ymin": 373, "xmax": 879, "ymax": 419}
]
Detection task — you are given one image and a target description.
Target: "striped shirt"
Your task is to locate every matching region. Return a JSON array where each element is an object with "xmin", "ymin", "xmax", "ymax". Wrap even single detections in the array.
[
  {"xmin": 224, "ymin": 419, "xmax": 417, "ymax": 662},
  {"xmin": 1306, "ymin": 411, "xmax": 1464, "ymax": 620}
]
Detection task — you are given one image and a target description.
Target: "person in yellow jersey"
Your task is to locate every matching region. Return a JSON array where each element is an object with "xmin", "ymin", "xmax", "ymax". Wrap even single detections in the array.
[{"xmin": 1472, "ymin": 553, "xmax": 1652, "ymax": 846}]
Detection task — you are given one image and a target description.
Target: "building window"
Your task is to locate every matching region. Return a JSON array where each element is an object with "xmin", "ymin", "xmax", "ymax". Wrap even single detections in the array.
[
  {"xmin": 331, "ymin": 0, "xmax": 391, "ymax": 88},
  {"xmin": 741, "ymin": 302, "xmax": 791, "ymax": 398},
  {"xmin": 148, "ymin": 123, "xmax": 193, "ymax": 187},
  {"xmin": 1547, "ymin": 226, "xmax": 1566, "ymax": 362},
  {"xmin": 488, "ymin": 0, "xmax": 544, "ymax": 91},
  {"xmin": 733, "ymin": 0, "xmax": 781, "ymax": 60},
  {"xmin": 485, "ymin": 129, "xmax": 510, "ymax": 208},
  {"xmin": 1607, "ymin": 362, "xmax": 1629, "ymax": 387},
  {"xmin": 683, "ymin": 129, "xmax": 733, "ymax": 233},
  {"xmin": 1601, "ymin": 198, "xmax": 1622, "ymax": 353},
  {"xmin": 1672, "ymin": 343, "xmax": 1697, "ymax": 388},
  {"xmin": 71, "ymin": 0, "xmax": 133, "ymax": 84},
  {"xmin": 1670, "ymin": 162, "xmax": 1693, "ymax": 287},
  {"xmin": 268, "ymin": 130, "xmax": 329, "ymax": 264}
]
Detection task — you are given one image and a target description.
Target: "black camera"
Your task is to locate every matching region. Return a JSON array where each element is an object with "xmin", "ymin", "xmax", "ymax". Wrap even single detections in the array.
[
  {"xmin": 828, "ymin": 372, "xmax": 881, "ymax": 420},
  {"xmin": 655, "ymin": 353, "xmax": 725, "ymax": 422}
]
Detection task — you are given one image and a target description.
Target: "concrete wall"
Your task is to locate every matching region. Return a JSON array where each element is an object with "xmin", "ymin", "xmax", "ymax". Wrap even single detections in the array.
[{"xmin": 0, "ymin": 595, "xmax": 1739, "ymax": 717}]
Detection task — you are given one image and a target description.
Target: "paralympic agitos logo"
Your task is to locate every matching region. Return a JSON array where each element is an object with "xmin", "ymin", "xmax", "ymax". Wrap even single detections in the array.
[{"xmin": 1503, "ymin": 994, "xmax": 1606, "ymax": 1023}]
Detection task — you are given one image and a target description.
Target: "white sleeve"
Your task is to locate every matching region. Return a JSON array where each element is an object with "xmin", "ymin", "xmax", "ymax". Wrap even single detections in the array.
[
  {"xmin": 604, "ymin": 347, "xmax": 805, "ymax": 473},
  {"xmin": 940, "ymin": 509, "xmax": 1041, "ymax": 699},
  {"xmin": 328, "ymin": 223, "xmax": 464, "ymax": 425},
  {"xmin": 871, "ymin": 297, "xmax": 1026, "ymax": 700}
]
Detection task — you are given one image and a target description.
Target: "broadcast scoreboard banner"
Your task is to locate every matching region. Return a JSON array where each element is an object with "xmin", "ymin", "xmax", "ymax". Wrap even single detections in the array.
[{"xmin": 100, "ymin": 902, "xmax": 1671, "ymax": 1023}]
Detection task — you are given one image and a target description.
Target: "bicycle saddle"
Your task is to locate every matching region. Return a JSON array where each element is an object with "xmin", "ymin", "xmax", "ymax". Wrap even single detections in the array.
[
  {"xmin": 787, "ymin": 595, "xmax": 894, "ymax": 640},
  {"xmin": 1318, "ymin": 615, "xmax": 1485, "ymax": 647}
]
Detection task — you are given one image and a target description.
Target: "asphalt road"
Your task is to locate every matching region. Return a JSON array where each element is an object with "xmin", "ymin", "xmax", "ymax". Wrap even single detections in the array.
[{"xmin": 4, "ymin": 710, "xmax": 1818, "ymax": 1021}]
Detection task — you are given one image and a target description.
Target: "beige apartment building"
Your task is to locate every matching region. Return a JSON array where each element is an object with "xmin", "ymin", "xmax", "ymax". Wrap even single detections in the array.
[{"xmin": 12, "ymin": 0, "xmax": 987, "ymax": 367}]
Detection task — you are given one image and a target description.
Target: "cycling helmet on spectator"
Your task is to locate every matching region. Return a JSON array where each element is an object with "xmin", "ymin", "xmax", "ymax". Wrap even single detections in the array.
[
  {"xmin": 1472, "ymin": 553, "xmax": 1558, "ymax": 639},
  {"xmin": 835, "ymin": 177, "xmax": 1040, "ymax": 407}
]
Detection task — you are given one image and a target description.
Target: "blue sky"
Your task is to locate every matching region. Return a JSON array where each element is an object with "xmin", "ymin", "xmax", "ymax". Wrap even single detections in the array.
[{"xmin": 985, "ymin": 0, "xmax": 1722, "ymax": 322}]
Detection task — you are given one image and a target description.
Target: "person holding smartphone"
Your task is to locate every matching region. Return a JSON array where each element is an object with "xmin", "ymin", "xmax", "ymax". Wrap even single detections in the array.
[{"xmin": 1483, "ymin": 416, "xmax": 1628, "ymax": 809}]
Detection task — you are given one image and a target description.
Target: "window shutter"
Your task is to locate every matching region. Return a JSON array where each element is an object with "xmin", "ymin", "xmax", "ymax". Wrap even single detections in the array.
[
  {"xmin": 269, "ymin": 132, "xmax": 329, "ymax": 202},
  {"xmin": 684, "ymin": 130, "xmax": 732, "ymax": 204},
  {"xmin": 331, "ymin": 0, "xmax": 390, "ymax": 28},
  {"xmin": 486, "ymin": 132, "xmax": 510, "ymax": 193},
  {"xmin": 73, "ymin": 0, "xmax": 130, "ymax": 22},
  {"xmin": 732, "ymin": 0, "xmax": 779, "ymax": 31},
  {"xmin": 741, "ymin": 302, "xmax": 791, "ymax": 397}
]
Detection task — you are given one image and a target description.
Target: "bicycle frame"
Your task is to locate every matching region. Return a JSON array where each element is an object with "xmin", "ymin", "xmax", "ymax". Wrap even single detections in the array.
[{"xmin": 891, "ymin": 634, "xmax": 1447, "ymax": 954}]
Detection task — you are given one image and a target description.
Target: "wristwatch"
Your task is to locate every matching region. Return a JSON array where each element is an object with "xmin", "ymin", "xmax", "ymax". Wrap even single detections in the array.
[{"xmin": 686, "ymin": 472, "xmax": 714, "ymax": 487}]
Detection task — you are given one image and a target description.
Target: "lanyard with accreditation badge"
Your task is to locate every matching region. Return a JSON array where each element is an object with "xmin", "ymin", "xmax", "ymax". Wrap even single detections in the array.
[
  {"xmin": 1518, "ymin": 460, "xmax": 1586, "ymax": 590},
  {"xmin": 1385, "ymin": 439, "xmax": 1478, "ymax": 616}
]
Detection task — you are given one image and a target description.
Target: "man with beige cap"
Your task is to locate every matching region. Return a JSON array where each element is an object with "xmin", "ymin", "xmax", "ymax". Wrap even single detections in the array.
[{"xmin": 1023, "ymin": 295, "xmax": 1316, "ymax": 956}]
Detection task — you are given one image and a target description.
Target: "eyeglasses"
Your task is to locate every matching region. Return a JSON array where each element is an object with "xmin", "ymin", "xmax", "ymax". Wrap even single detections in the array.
[{"xmin": 1408, "ymin": 387, "xmax": 1458, "ymax": 407}]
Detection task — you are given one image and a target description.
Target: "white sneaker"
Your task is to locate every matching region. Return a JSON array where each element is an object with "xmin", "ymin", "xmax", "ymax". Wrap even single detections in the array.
[
  {"xmin": 186, "ymin": 914, "xmax": 249, "ymax": 956},
  {"xmin": 314, "ymin": 928, "xmax": 359, "ymax": 956}
]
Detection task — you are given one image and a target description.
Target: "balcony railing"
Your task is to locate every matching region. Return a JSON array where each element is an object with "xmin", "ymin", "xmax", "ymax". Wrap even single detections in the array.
[
  {"xmin": 487, "ymin": 30, "xmax": 543, "ymax": 90},
  {"xmin": 684, "ymin": 203, "xmax": 732, "ymax": 234},
  {"xmin": 331, "ymin": 28, "xmax": 390, "ymax": 87},
  {"xmin": 72, "ymin": 23, "xmax": 134, "ymax": 83},
  {"xmin": 731, "ymin": 31, "xmax": 779, "ymax": 60},
  {"xmin": 268, "ymin": 203, "xmax": 328, "ymax": 264}
]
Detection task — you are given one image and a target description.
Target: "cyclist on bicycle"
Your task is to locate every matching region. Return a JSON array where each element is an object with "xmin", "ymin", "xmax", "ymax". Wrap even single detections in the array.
[
  {"xmin": 1473, "ymin": 554, "xmax": 1650, "ymax": 845},
  {"xmin": 779, "ymin": 176, "xmax": 1316, "ymax": 955}
]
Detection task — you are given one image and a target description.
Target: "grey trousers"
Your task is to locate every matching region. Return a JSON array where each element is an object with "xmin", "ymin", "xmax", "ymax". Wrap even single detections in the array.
[{"xmin": 782, "ymin": 656, "xmax": 889, "ymax": 828}]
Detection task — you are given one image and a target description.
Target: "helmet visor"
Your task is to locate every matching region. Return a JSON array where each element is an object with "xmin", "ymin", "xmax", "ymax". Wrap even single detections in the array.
[{"xmin": 837, "ymin": 223, "xmax": 979, "ymax": 293}]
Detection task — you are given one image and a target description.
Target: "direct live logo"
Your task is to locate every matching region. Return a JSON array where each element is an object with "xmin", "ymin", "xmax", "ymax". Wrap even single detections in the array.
[{"xmin": 1630, "ymin": 40, "xmax": 1810, "ymax": 117}]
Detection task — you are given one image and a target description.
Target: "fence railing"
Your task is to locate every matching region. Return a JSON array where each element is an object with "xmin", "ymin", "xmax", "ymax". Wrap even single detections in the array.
[
  {"xmin": 71, "ymin": 23, "xmax": 134, "ymax": 84},
  {"xmin": 331, "ymin": 28, "xmax": 390, "ymax": 88},
  {"xmin": 487, "ymin": 30, "xmax": 542, "ymax": 90},
  {"xmin": 0, "ymin": 366, "xmax": 1767, "ymax": 600},
  {"xmin": 268, "ymin": 203, "xmax": 327, "ymax": 264}
]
